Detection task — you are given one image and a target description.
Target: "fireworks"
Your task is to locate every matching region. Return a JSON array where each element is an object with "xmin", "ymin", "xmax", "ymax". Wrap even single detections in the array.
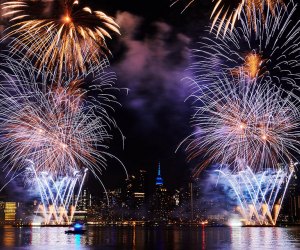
[
  {"xmin": 170, "ymin": 0, "xmax": 196, "ymax": 13},
  {"xmin": 0, "ymin": 55, "xmax": 125, "ymax": 221},
  {"xmin": 1, "ymin": 0, "xmax": 120, "ymax": 79},
  {"xmin": 171, "ymin": 0, "xmax": 285, "ymax": 35},
  {"xmin": 190, "ymin": 1, "xmax": 300, "ymax": 91},
  {"xmin": 0, "ymin": 57, "xmax": 123, "ymax": 179},
  {"xmin": 172, "ymin": 0, "xmax": 299, "ymax": 225},
  {"xmin": 25, "ymin": 163, "xmax": 88, "ymax": 225},
  {"xmin": 217, "ymin": 165, "xmax": 293, "ymax": 225},
  {"xmin": 182, "ymin": 74, "xmax": 300, "ymax": 176},
  {"xmin": 0, "ymin": 0, "xmax": 124, "ymax": 222},
  {"xmin": 210, "ymin": 0, "xmax": 285, "ymax": 36}
]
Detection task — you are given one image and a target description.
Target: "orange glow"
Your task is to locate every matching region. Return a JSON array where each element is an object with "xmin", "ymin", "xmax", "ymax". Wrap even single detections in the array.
[
  {"xmin": 244, "ymin": 53, "xmax": 262, "ymax": 78},
  {"xmin": 201, "ymin": 220, "xmax": 208, "ymax": 225},
  {"xmin": 209, "ymin": 0, "xmax": 286, "ymax": 37},
  {"xmin": 262, "ymin": 134, "xmax": 267, "ymax": 140},
  {"xmin": 239, "ymin": 123, "xmax": 246, "ymax": 129},
  {"xmin": 2, "ymin": 0, "xmax": 121, "ymax": 79},
  {"xmin": 63, "ymin": 15, "xmax": 71, "ymax": 23}
]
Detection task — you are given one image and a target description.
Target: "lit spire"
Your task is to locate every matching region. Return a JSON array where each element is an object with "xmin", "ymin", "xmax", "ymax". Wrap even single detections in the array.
[
  {"xmin": 158, "ymin": 161, "xmax": 161, "ymax": 176},
  {"xmin": 155, "ymin": 161, "xmax": 163, "ymax": 186}
]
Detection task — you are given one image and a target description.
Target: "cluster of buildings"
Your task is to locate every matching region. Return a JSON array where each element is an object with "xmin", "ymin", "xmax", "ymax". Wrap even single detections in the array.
[{"xmin": 1, "ymin": 162, "xmax": 300, "ymax": 225}]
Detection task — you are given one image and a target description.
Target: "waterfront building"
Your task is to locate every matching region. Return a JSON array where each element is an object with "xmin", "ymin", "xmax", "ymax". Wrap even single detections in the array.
[
  {"xmin": 283, "ymin": 163, "xmax": 300, "ymax": 223},
  {"xmin": 0, "ymin": 201, "xmax": 18, "ymax": 225},
  {"xmin": 121, "ymin": 169, "xmax": 147, "ymax": 220}
]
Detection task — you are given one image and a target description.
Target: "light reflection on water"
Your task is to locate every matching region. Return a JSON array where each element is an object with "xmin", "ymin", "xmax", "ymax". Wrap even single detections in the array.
[{"xmin": 1, "ymin": 225, "xmax": 300, "ymax": 249}]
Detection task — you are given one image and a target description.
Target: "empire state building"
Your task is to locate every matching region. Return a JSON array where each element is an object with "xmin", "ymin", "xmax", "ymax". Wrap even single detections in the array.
[{"xmin": 151, "ymin": 162, "xmax": 169, "ymax": 222}]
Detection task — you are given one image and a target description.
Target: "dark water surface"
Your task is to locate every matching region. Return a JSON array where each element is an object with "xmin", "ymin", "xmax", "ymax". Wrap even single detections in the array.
[{"xmin": 0, "ymin": 225, "xmax": 300, "ymax": 250}]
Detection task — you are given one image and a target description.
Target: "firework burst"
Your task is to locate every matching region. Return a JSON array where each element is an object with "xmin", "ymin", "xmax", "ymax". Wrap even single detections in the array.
[
  {"xmin": 171, "ymin": 0, "xmax": 285, "ymax": 35},
  {"xmin": 210, "ymin": 0, "xmax": 285, "ymax": 36},
  {"xmin": 181, "ymin": 74, "xmax": 300, "ymax": 177},
  {"xmin": 1, "ymin": 0, "xmax": 120, "ymax": 79},
  {"xmin": 218, "ymin": 165, "xmax": 293, "ymax": 225},
  {"xmin": 0, "ymin": 56, "xmax": 124, "ymax": 179},
  {"xmin": 189, "ymin": 1, "xmax": 300, "ymax": 93}
]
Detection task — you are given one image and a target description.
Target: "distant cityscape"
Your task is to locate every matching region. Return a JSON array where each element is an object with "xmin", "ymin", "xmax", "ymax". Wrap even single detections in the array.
[{"xmin": 1, "ymin": 162, "xmax": 300, "ymax": 226}]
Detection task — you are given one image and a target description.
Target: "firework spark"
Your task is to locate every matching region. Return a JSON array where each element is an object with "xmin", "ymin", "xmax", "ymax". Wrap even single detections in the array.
[
  {"xmin": 170, "ymin": 0, "xmax": 196, "ymax": 13},
  {"xmin": 189, "ymin": 1, "xmax": 300, "ymax": 92},
  {"xmin": 1, "ymin": 0, "xmax": 120, "ymax": 79},
  {"xmin": 181, "ymin": 74, "xmax": 300, "ymax": 176},
  {"xmin": 171, "ymin": 0, "xmax": 285, "ymax": 35},
  {"xmin": 25, "ymin": 163, "xmax": 87, "ymax": 225},
  {"xmin": 211, "ymin": 0, "xmax": 285, "ymax": 36},
  {"xmin": 217, "ymin": 164, "xmax": 293, "ymax": 225},
  {"xmin": 0, "ymin": 57, "xmax": 124, "ymax": 180}
]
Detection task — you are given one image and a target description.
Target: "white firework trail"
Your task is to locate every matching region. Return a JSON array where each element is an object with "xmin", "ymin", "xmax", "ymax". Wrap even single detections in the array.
[
  {"xmin": 180, "ymin": 74, "xmax": 300, "ymax": 176},
  {"xmin": 188, "ymin": 1, "xmax": 300, "ymax": 93},
  {"xmin": 0, "ymin": 56, "xmax": 127, "ymax": 208}
]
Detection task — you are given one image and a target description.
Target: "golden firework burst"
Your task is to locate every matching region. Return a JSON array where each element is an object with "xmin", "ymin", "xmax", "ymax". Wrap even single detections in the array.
[
  {"xmin": 211, "ymin": 0, "xmax": 285, "ymax": 36},
  {"xmin": 2, "ymin": 0, "xmax": 120, "ymax": 79}
]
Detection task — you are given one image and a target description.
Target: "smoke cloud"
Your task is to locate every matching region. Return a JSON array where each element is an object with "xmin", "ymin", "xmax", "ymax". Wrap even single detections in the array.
[{"xmin": 112, "ymin": 11, "xmax": 192, "ymax": 132}]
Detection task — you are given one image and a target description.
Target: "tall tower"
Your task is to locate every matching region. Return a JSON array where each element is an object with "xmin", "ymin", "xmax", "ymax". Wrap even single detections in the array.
[
  {"xmin": 151, "ymin": 162, "xmax": 169, "ymax": 222},
  {"xmin": 155, "ymin": 162, "xmax": 164, "ymax": 186}
]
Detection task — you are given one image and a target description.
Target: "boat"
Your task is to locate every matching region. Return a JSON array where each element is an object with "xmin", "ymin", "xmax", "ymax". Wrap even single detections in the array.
[{"xmin": 65, "ymin": 222, "xmax": 86, "ymax": 235}]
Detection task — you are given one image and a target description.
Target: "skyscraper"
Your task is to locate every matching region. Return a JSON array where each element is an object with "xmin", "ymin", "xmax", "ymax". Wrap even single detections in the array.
[
  {"xmin": 155, "ymin": 162, "xmax": 164, "ymax": 186},
  {"xmin": 286, "ymin": 165, "xmax": 300, "ymax": 223},
  {"xmin": 150, "ymin": 162, "xmax": 170, "ymax": 222},
  {"xmin": 121, "ymin": 169, "xmax": 147, "ymax": 220}
]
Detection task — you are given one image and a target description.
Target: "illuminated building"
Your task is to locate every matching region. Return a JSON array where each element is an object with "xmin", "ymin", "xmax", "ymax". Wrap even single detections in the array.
[
  {"xmin": 282, "ymin": 164, "xmax": 300, "ymax": 223},
  {"xmin": 123, "ymin": 170, "xmax": 147, "ymax": 212},
  {"xmin": 72, "ymin": 188, "xmax": 91, "ymax": 222},
  {"xmin": 134, "ymin": 169, "xmax": 146, "ymax": 210},
  {"xmin": 155, "ymin": 162, "xmax": 164, "ymax": 186},
  {"xmin": 273, "ymin": 162, "xmax": 300, "ymax": 224},
  {"xmin": 3, "ymin": 202, "xmax": 17, "ymax": 224},
  {"xmin": 150, "ymin": 162, "xmax": 170, "ymax": 222},
  {"xmin": 76, "ymin": 189, "xmax": 92, "ymax": 211}
]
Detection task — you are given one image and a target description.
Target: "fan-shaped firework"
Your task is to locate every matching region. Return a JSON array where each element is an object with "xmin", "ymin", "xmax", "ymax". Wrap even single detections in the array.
[
  {"xmin": 190, "ymin": 1, "xmax": 300, "ymax": 92},
  {"xmin": 0, "ymin": 57, "xmax": 123, "ymax": 179},
  {"xmin": 181, "ymin": 74, "xmax": 300, "ymax": 177},
  {"xmin": 171, "ymin": 0, "xmax": 285, "ymax": 34},
  {"xmin": 1, "ymin": 0, "xmax": 120, "ymax": 79},
  {"xmin": 210, "ymin": 0, "xmax": 285, "ymax": 36}
]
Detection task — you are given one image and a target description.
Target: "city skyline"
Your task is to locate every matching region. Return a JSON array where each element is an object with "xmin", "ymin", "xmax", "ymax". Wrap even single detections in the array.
[{"xmin": 0, "ymin": 161, "xmax": 299, "ymax": 227}]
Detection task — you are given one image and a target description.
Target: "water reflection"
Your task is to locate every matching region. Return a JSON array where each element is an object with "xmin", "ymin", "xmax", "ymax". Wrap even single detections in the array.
[
  {"xmin": 2, "ymin": 226, "xmax": 15, "ymax": 247},
  {"xmin": 230, "ymin": 227, "xmax": 300, "ymax": 249},
  {"xmin": 0, "ymin": 225, "xmax": 300, "ymax": 249}
]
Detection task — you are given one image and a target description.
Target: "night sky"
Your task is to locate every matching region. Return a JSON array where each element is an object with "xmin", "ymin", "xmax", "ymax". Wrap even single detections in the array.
[
  {"xmin": 87, "ymin": 0, "xmax": 300, "ymax": 193},
  {"xmin": 89, "ymin": 0, "xmax": 213, "ymax": 192},
  {"xmin": 2, "ymin": 0, "xmax": 300, "ymax": 199},
  {"xmin": 0, "ymin": 0, "xmax": 215, "ymax": 199}
]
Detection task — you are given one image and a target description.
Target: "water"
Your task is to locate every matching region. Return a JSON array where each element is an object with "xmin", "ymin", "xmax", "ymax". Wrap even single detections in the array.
[{"xmin": 0, "ymin": 225, "xmax": 300, "ymax": 250}]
